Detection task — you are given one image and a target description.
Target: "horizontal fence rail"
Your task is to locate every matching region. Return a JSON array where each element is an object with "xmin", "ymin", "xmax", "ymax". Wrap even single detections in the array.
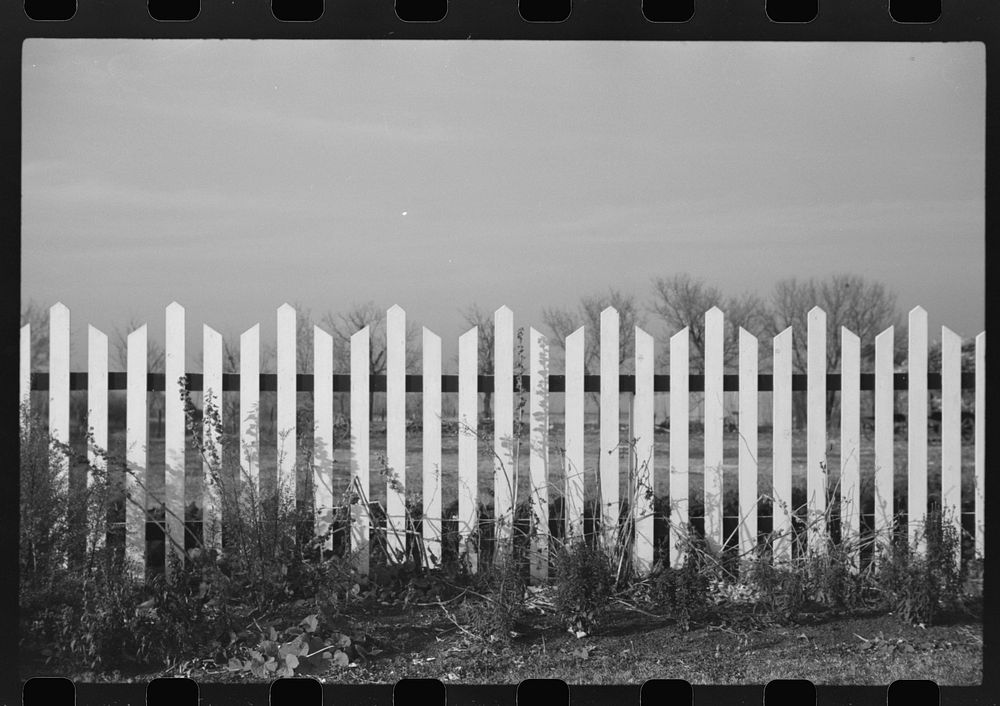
[
  {"xmin": 26, "ymin": 372, "xmax": 978, "ymax": 393},
  {"xmin": 20, "ymin": 301, "xmax": 986, "ymax": 585}
]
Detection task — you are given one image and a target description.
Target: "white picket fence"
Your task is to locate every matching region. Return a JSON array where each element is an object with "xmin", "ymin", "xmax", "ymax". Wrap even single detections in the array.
[{"xmin": 20, "ymin": 302, "xmax": 986, "ymax": 582}]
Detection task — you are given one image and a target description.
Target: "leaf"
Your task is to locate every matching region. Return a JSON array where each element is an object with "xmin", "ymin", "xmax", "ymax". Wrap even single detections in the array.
[
  {"xmin": 285, "ymin": 654, "xmax": 299, "ymax": 670},
  {"xmin": 332, "ymin": 650, "xmax": 350, "ymax": 667},
  {"xmin": 335, "ymin": 634, "xmax": 352, "ymax": 649},
  {"xmin": 269, "ymin": 626, "xmax": 278, "ymax": 642},
  {"xmin": 300, "ymin": 614, "xmax": 320, "ymax": 633},
  {"xmin": 227, "ymin": 657, "xmax": 243, "ymax": 672}
]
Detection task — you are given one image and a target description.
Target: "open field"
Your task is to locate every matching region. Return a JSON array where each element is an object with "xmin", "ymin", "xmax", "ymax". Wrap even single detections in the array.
[{"xmin": 82, "ymin": 408, "xmax": 977, "ymax": 540}]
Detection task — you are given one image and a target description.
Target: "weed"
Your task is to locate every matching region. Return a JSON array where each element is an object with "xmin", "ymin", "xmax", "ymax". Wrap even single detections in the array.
[{"xmin": 552, "ymin": 540, "xmax": 616, "ymax": 634}]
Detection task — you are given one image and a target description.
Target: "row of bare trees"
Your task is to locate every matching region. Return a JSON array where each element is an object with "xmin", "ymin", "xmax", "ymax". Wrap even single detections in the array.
[{"xmin": 539, "ymin": 273, "xmax": 906, "ymax": 376}]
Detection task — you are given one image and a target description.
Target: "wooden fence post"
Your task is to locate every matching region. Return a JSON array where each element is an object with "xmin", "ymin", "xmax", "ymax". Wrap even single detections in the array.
[
  {"xmin": 350, "ymin": 327, "xmax": 371, "ymax": 577},
  {"xmin": 422, "ymin": 328, "xmax": 442, "ymax": 568},
  {"xmin": 529, "ymin": 327, "xmax": 550, "ymax": 582},
  {"xmin": 738, "ymin": 328, "xmax": 758, "ymax": 558},
  {"xmin": 874, "ymin": 326, "xmax": 895, "ymax": 560},
  {"xmin": 703, "ymin": 307, "xmax": 724, "ymax": 554},
  {"xmin": 772, "ymin": 327, "xmax": 793, "ymax": 564},
  {"xmin": 840, "ymin": 327, "xmax": 861, "ymax": 569},
  {"xmin": 908, "ymin": 307, "xmax": 928, "ymax": 555},
  {"xmin": 458, "ymin": 327, "xmax": 479, "ymax": 572},
  {"xmin": 599, "ymin": 307, "xmax": 620, "ymax": 552},
  {"xmin": 564, "ymin": 327, "xmax": 585, "ymax": 543},
  {"xmin": 386, "ymin": 305, "xmax": 407, "ymax": 562},
  {"xmin": 669, "ymin": 327, "xmax": 690, "ymax": 569},
  {"xmin": 494, "ymin": 306, "xmax": 514, "ymax": 561},
  {"xmin": 633, "ymin": 327, "xmax": 654, "ymax": 576},
  {"xmin": 125, "ymin": 324, "xmax": 147, "ymax": 579}
]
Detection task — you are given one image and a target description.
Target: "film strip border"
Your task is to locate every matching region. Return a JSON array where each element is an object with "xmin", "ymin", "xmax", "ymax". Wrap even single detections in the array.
[
  {"xmin": 21, "ymin": 0, "xmax": 947, "ymax": 25},
  {"xmin": 22, "ymin": 675, "xmax": 944, "ymax": 705},
  {"xmin": 4, "ymin": 3, "xmax": 997, "ymax": 706}
]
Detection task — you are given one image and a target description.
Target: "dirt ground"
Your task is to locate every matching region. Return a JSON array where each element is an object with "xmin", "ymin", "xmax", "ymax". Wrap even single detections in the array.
[{"xmin": 23, "ymin": 601, "xmax": 983, "ymax": 687}]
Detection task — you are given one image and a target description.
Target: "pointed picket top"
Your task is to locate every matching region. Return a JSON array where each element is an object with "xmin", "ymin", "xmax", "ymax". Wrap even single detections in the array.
[
  {"xmin": 494, "ymin": 304, "xmax": 513, "ymax": 318},
  {"xmin": 566, "ymin": 326, "xmax": 585, "ymax": 345},
  {"xmin": 460, "ymin": 325, "xmax": 478, "ymax": 340},
  {"xmin": 601, "ymin": 305, "xmax": 617, "ymax": 318},
  {"xmin": 50, "ymin": 301, "xmax": 69, "ymax": 317},
  {"xmin": 738, "ymin": 326, "xmax": 756, "ymax": 345},
  {"xmin": 635, "ymin": 325, "xmax": 653, "ymax": 347},
  {"xmin": 875, "ymin": 325, "xmax": 894, "ymax": 342},
  {"xmin": 705, "ymin": 306, "xmax": 723, "ymax": 321},
  {"xmin": 841, "ymin": 326, "xmax": 859, "ymax": 345},
  {"xmin": 166, "ymin": 300, "xmax": 184, "ymax": 313},
  {"xmin": 278, "ymin": 301, "xmax": 295, "ymax": 313},
  {"xmin": 313, "ymin": 323, "xmax": 331, "ymax": 340},
  {"xmin": 387, "ymin": 303, "xmax": 405, "ymax": 317},
  {"xmin": 241, "ymin": 322, "xmax": 260, "ymax": 339},
  {"xmin": 808, "ymin": 306, "xmax": 826, "ymax": 327},
  {"xmin": 670, "ymin": 326, "xmax": 690, "ymax": 342},
  {"xmin": 909, "ymin": 305, "xmax": 928, "ymax": 318},
  {"xmin": 352, "ymin": 325, "xmax": 370, "ymax": 340}
]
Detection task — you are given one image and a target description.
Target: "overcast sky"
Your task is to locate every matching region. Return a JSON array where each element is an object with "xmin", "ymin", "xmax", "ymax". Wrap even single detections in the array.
[{"xmin": 21, "ymin": 40, "xmax": 985, "ymax": 368}]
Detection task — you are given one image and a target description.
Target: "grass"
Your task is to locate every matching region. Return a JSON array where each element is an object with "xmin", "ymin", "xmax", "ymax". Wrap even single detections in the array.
[{"xmin": 85, "ymin": 410, "xmax": 977, "ymax": 538}]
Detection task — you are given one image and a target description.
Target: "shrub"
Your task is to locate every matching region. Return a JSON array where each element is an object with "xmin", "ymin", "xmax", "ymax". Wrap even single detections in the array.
[
  {"xmin": 552, "ymin": 540, "xmax": 615, "ymax": 634},
  {"xmin": 648, "ymin": 556, "xmax": 710, "ymax": 631},
  {"xmin": 880, "ymin": 510, "xmax": 964, "ymax": 625},
  {"xmin": 741, "ymin": 557, "xmax": 807, "ymax": 624},
  {"xmin": 460, "ymin": 552, "xmax": 527, "ymax": 644}
]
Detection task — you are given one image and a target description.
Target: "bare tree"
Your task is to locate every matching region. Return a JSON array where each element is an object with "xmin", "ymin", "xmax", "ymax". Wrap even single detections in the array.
[
  {"xmin": 111, "ymin": 317, "xmax": 166, "ymax": 373},
  {"xmin": 542, "ymin": 288, "xmax": 644, "ymax": 376},
  {"xmin": 20, "ymin": 300, "xmax": 49, "ymax": 371},
  {"xmin": 767, "ymin": 274, "xmax": 902, "ymax": 424},
  {"xmin": 767, "ymin": 275, "xmax": 902, "ymax": 374},
  {"xmin": 322, "ymin": 302, "xmax": 419, "ymax": 421},
  {"xmin": 459, "ymin": 304, "xmax": 496, "ymax": 420},
  {"xmin": 648, "ymin": 274, "xmax": 769, "ymax": 372}
]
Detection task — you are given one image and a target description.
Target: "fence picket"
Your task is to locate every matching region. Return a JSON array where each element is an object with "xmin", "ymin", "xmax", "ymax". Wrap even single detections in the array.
[
  {"xmin": 840, "ymin": 327, "xmax": 861, "ymax": 569},
  {"xmin": 633, "ymin": 327, "xmax": 654, "ymax": 575},
  {"xmin": 49, "ymin": 303, "xmax": 70, "ymax": 495},
  {"xmin": 19, "ymin": 303, "xmax": 988, "ymax": 583},
  {"xmin": 20, "ymin": 324, "xmax": 30, "ymax": 413},
  {"xmin": 125, "ymin": 325, "xmax": 148, "ymax": 579},
  {"xmin": 907, "ymin": 307, "xmax": 928, "ymax": 555},
  {"xmin": 669, "ymin": 327, "xmax": 690, "ymax": 569},
  {"xmin": 203, "ymin": 325, "xmax": 223, "ymax": 554},
  {"xmin": 874, "ymin": 326, "xmax": 895, "ymax": 558},
  {"xmin": 458, "ymin": 327, "xmax": 479, "ymax": 572},
  {"xmin": 772, "ymin": 327, "xmax": 793, "ymax": 564},
  {"xmin": 704, "ymin": 307, "xmax": 724, "ymax": 553},
  {"xmin": 165, "ymin": 302, "xmax": 186, "ymax": 574},
  {"xmin": 494, "ymin": 306, "xmax": 514, "ymax": 559},
  {"xmin": 600, "ymin": 307, "xmax": 620, "ymax": 551},
  {"xmin": 240, "ymin": 325, "xmax": 261, "ymax": 495},
  {"xmin": 806, "ymin": 307, "xmax": 827, "ymax": 555},
  {"xmin": 350, "ymin": 328, "xmax": 371, "ymax": 576},
  {"xmin": 738, "ymin": 328, "xmax": 758, "ymax": 558},
  {"xmin": 565, "ymin": 327, "xmax": 585, "ymax": 543},
  {"xmin": 313, "ymin": 326, "xmax": 334, "ymax": 552},
  {"xmin": 88, "ymin": 325, "xmax": 108, "ymax": 552},
  {"xmin": 975, "ymin": 332, "xmax": 985, "ymax": 560},
  {"xmin": 277, "ymin": 304, "xmax": 297, "ymax": 502},
  {"xmin": 529, "ymin": 327, "xmax": 550, "ymax": 581},
  {"xmin": 940, "ymin": 326, "xmax": 962, "ymax": 564},
  {"xmin": 422, "ymin": 328, "xmax": 442, "ymax": 569},
  {"xmin": 386, "ymin": 305, "xmax": 407, "ymax": 562}
]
